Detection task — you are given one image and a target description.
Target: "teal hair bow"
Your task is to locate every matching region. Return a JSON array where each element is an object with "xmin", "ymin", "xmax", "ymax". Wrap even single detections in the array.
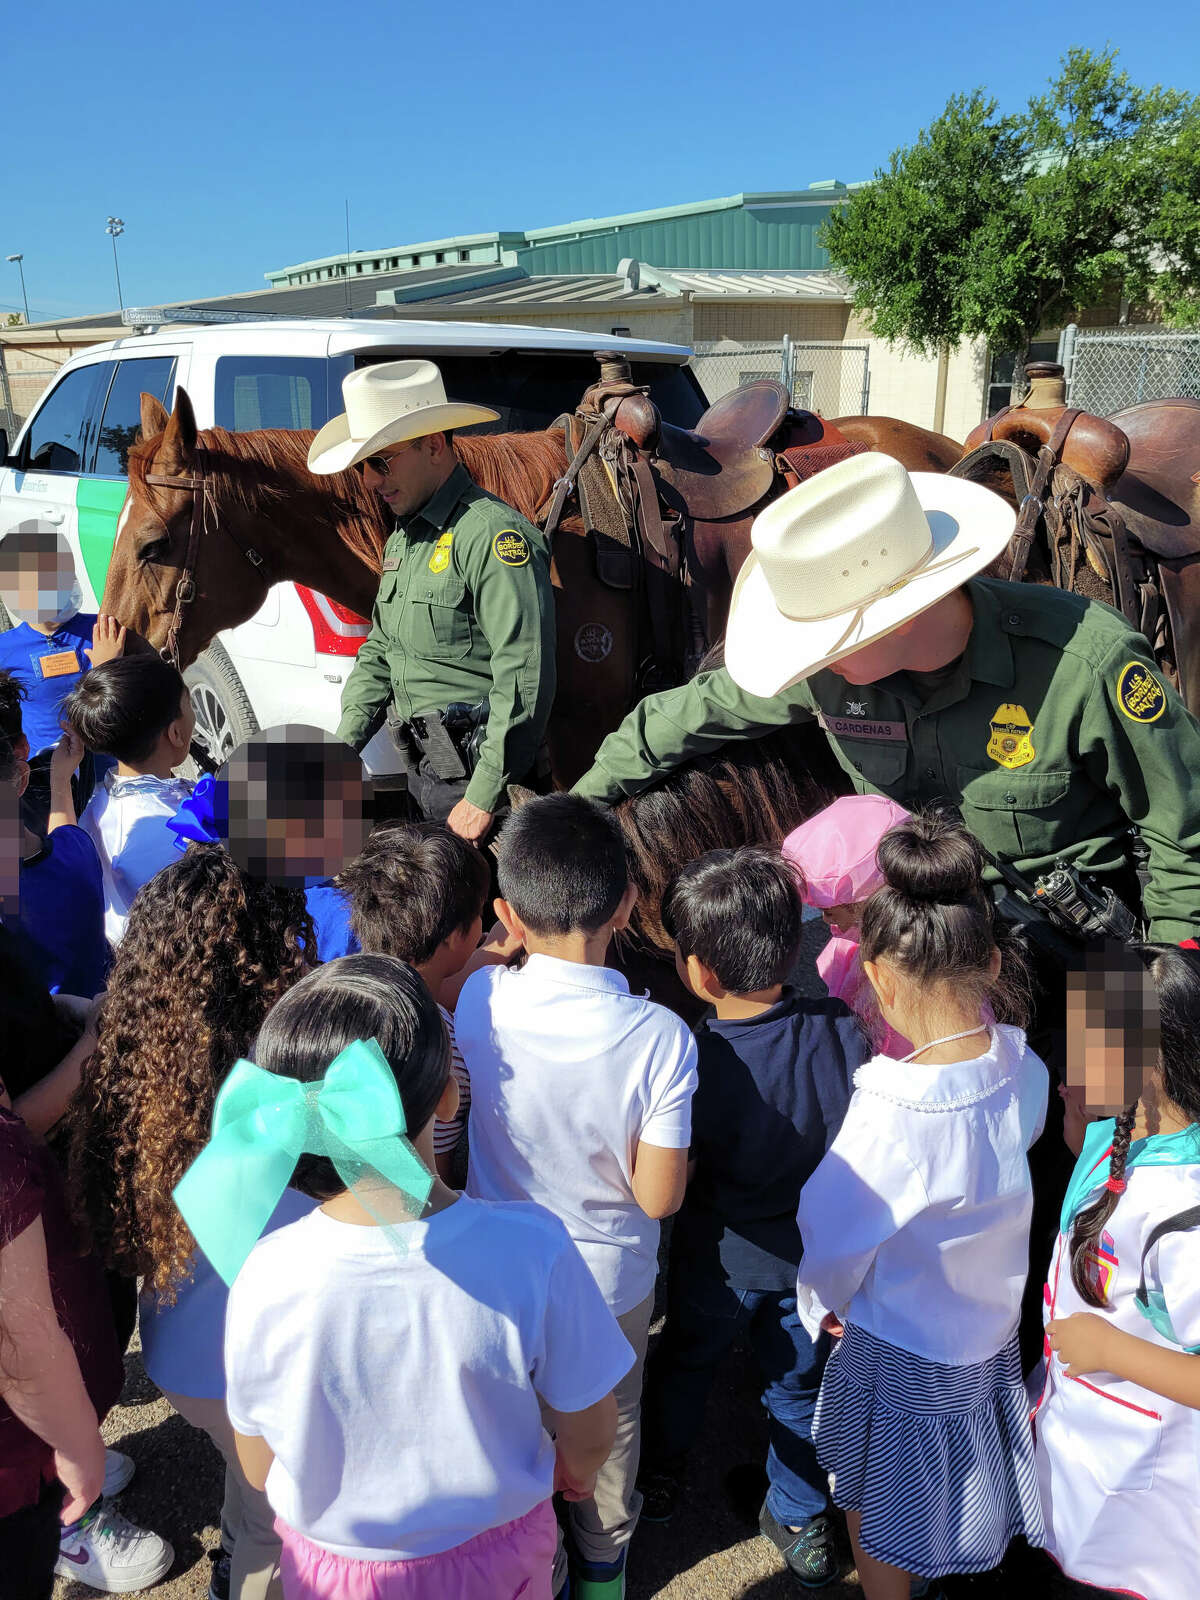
[{"xmin": 173, "ymin": 1037, "xmax": 434, "ymax": 1286}]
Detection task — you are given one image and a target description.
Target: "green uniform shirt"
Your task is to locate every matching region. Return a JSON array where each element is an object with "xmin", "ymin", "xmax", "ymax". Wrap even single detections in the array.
[
  {"xmin": 575, "ymin": 578, "xmax": 1200, "ymax": 943},
  {"xmin": 337, "ymin": 464, "xmax": 556, "ymax": 812}
]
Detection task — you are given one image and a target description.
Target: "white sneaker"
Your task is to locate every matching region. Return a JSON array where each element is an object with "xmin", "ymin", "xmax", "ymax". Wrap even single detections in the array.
[
  {"xmin": 102, "ymin": 1448, "xmax": 136, "ymax": 1499},
  {"xmin": 56, "ymin": 1503, "xmax": 174, "ymax": 1593}
]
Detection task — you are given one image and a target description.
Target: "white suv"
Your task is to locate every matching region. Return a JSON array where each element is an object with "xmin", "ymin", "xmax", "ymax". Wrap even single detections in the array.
[{"xmin": 0, "ymin": 317, "xmax": 702, "ymax": 772}]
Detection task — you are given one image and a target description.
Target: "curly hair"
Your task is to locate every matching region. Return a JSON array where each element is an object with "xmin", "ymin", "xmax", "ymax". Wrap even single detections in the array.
[{"xmin": 67, "ymin": 843, "xmax": 315, "ymax": 1296}]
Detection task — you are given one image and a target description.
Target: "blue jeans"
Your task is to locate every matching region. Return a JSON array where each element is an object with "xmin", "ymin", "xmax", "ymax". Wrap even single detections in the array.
[{"xmin": 643, "ymin": 1247, "xmax": 830, "ymax": 1526}]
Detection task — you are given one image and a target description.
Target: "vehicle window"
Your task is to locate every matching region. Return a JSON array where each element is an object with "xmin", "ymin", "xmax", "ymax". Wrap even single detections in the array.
[
  {"xmin": 347, "ymin": 350, "xmax": 707, "ymax": 433},
  {"xmin": 214, "ymin": 357, "xmax": 331, "ymax": 431},
  {"xmin": 92, "ymin": 356, "xmax": 177, "ymax": 476},
  {"xmin": 20, "ymin": 363, "xmax": 112, "ymax": 474}
]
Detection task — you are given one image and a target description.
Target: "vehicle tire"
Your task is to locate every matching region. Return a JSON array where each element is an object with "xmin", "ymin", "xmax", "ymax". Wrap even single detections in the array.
[{"xmin": 183, "ymin": 640, "xmax": 259, "ymax": 775}]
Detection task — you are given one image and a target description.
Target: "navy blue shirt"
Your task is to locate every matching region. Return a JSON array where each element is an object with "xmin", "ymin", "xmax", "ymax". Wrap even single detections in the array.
[
  {"xmin": 16, "ymin": 825, "xmax": 108, "ymax": 997},
  {"xmin": 676, "ymin": 989, "xmax": 870, "ymax": 1291},
  {"xmin": 0, "ymin": 615, "xmax": 97, "ymax": 755}
]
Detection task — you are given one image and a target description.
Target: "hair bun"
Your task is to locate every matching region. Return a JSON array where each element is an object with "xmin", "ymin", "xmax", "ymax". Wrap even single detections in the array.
[{"xmin": 876, "ymin": 814, "xmax": 983, "ymax": 905}]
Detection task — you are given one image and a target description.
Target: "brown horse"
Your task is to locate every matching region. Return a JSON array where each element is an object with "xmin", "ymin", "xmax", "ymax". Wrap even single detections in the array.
[{"xmin": 103, "ymin": 389, "xmax": 963, "ymax": 785}]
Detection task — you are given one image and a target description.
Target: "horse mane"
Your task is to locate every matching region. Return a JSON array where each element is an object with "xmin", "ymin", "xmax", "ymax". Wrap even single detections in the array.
[
  {"xmin": 615, "ymin": 725, "xmax": 844, "ymax": 956},
  {"xmin": 456, "ymin": 431, "xmax": 566, "ymax": 524},
  {"xmin": 127, "ymin": 425, "xmax": 569, "ymax": 579}
]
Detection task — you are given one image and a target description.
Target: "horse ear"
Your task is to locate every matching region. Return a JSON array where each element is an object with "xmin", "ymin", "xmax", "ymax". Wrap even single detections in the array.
[
  {"xmin": 139, "ymin": 392, "xmax": 170, "ymax": 442},
  {"xmin": 151, "ymin": 388, "xmax": 199, "ymax": 478}
]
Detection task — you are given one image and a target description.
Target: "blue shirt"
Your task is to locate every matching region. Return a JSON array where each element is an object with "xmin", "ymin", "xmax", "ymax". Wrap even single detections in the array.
[
  {"xmin": 16, "ymin": 825, "xmax": 108, "ymax": 997},
  {"xmin": 305, "ymin": 882, "xmax": 359, "ymax": 963},
  {"xmin": 0, "ymin": 615, "xmax": 97, "ymax": 755},
  {"xmin": 675, "ymin": 989, "xmax": 870, "ymax": 1290},
  {"xmin": 139, "ymin": 1189, "xmax": 317, "ymax": 1399}
]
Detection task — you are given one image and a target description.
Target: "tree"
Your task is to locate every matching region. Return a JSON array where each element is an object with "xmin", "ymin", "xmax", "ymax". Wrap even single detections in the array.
[{"xmin": 820, "ymin": 47, "xmax": 1200, "ymax": 361}]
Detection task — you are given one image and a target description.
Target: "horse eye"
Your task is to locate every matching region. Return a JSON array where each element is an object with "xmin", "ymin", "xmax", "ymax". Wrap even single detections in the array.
[{"xmin": 139, "ymin": 539, "xmax": 169, "ymax": 565}]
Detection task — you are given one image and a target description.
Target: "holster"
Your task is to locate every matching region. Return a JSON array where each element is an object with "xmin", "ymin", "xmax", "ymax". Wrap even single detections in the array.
[{"xmin": 388, "ymin": 702, "xmax": 489, "ymax": 782}]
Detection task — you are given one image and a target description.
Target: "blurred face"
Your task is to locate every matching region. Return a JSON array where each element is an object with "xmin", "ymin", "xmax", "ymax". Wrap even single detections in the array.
[
  {"xmin": 256, "ymin": 774, "xmax": 368, "ymax": 883},
  {"xmin": 225, "ymin": 731, "xmax": 369, "ymax": 887},
  {"xmin": 359, "ymin": 436, "xmax": 447, "ymax": 519},
  {"xmin": 0, "ymin": 546, "xmax": 81, "ymax": 626},
  {"xmin": 1065, "ymin": 966, "xmax": 1160, "ymax": 1116}
]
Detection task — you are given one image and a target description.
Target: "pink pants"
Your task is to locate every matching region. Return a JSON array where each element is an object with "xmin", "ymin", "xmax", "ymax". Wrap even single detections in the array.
[{"xmin": 275, "ymin": 1500, "xmax": 557, "ymax": 1600}]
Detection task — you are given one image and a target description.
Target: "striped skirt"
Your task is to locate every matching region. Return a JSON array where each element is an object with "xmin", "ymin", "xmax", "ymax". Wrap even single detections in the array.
[{"xmin": 814, "ymin": 1323, "xmax": 1044, "ymax": 1579}]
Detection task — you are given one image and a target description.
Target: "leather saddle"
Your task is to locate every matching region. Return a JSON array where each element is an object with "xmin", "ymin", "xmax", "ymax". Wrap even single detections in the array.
[
  {"xmin": 643, "ymin": 379, "xmax": 789, "ymax": 522},
  {"xmin": 955, "ymin": 386, "xmax": 1200, "ymax": 715},
  {"xmin": 963, "ymin": 401, "xmax": 1130, "ymax": 492},
  {"xmin": 1107, "ymin": 396, "xmax": 1200, "ymax": 559}
]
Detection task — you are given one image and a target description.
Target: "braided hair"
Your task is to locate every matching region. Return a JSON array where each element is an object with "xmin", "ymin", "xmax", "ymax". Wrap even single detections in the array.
[
  {"xmin": 1068, "ymin": 942, "xmax": 1200, "ymax": 1307},
  {"xmin": 1068, "ymin": 1102, "xmax": 1139, "ymax": 1307}
]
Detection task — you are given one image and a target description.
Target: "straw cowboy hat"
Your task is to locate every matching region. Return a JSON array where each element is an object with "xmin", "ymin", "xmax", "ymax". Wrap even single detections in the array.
[
  {"xmin": 724, "ymin": 452, "xmax": 1016, "ymax": 697},
  {"xmin": 307, "ymin": 360, "xmax": 500, "ymax": 476}
]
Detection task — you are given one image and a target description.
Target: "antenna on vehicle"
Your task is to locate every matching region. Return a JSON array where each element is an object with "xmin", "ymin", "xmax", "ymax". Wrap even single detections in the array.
[{"xmin": 344, "ymin": 199, "xmax": 352, "ymax": 315}]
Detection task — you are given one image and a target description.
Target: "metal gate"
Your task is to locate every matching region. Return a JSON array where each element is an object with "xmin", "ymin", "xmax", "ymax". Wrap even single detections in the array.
[
  {"xmin": 1061, "ymin": 324, "xmax": 1200, "ymax": 415},
  {"xmin": 691, "ymin": 338, "xmax": 870, "ymax": 416}
]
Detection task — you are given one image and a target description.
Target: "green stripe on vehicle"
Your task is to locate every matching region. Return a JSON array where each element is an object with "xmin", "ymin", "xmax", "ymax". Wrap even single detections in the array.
[{"xmin": 76, "ymin": 478, "xmax": 129, "ymax": 601}]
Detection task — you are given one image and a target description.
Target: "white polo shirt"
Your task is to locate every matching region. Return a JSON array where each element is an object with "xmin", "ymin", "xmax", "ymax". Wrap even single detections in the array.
[
  {"xmin": 458, "ymin": 954, "xmax": 698, "ymax": 1315},
  {"xmin": 796, "ymin": 1023, "xmax": 1049, "ymax": 1365}
]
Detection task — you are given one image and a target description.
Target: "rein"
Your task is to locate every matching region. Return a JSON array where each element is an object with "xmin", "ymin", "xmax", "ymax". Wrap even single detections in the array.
[{"xmin": 143, "ymin": 446, "xmax": 272, "ymax": 667}]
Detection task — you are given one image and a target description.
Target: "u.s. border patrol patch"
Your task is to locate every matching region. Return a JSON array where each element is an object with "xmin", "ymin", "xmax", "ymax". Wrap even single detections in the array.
[
  {"xmin": 1116, "ymin": 660, "xmax": 1166, "ymax": 723},
  {"xmin": 986, "ymin": 703, "xmax": 1036, "ymax": 769},
  {"xmin": 492, "ymin": 529, "xmax": 530, "ymax": 567},
  {"xmin": 428, "ymin": 531, "xmax": 453, "ymax": 574}
]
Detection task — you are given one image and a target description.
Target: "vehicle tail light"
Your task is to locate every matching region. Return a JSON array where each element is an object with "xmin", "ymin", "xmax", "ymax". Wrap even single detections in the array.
[{"xmin": 295, "ymin": 586, "xmax": 370, "ymax": 656}]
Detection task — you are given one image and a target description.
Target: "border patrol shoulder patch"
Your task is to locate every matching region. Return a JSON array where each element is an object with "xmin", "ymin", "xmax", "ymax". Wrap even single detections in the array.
[
  {"xmin": 1116, "ymin": 660, "xmax": 1166, "ymax": 723},
  {"xmin": 492, "ymin": 529, "xmax": 531, "ymax": 567}
]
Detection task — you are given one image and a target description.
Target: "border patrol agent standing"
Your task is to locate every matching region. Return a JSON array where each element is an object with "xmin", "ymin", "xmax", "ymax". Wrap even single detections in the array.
[
  {"xmin": 576, "ymin": 453, "xmax": 1200, "ymax": 948},
  {"xmin": 311, "ymin": 361, "xmax": 556, "ymax": 842}
]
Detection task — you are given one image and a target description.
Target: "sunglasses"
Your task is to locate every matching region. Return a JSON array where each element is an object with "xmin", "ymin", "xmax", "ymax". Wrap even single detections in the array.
[{"xmin": 353, "ymin": 440, "xmax": 417, "ymax": 478}]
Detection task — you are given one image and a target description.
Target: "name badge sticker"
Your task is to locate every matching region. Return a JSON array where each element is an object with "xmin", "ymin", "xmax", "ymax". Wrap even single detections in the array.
[{"xmin": 38, "ymin": 649, "xmax": 81, "ymax": 679}]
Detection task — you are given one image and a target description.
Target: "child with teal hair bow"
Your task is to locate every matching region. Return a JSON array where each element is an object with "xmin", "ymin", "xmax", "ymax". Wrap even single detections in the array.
[
  {"xmin": 1035, "ymin": 942, "xmax": 1200, "ymax": 1600},
  {"xmin": 186, "ymin": 953, "xmax": 633, "ymax": 1600}
]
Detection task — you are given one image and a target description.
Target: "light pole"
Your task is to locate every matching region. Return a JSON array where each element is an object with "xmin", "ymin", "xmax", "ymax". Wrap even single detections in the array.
[
  {"xmin": 4, "ymin": 254, "xmax": 30, "ymax": 323},
  {"xmin": 105, "ymin": 217, "xmax": 125, "ymax": 310}
]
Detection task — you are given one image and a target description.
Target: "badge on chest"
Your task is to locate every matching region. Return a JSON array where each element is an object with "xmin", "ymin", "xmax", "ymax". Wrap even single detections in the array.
[
  {"xmin": 987, "ymin": 703, "xmax": 1036, "ymax": 769},
  {"xmin": 428, "ymin": 532, "xmax": 454, "ymax": 574},
  {"xmin": 38, "ymin": 649, "xmax": 81, "ymax": 679}
]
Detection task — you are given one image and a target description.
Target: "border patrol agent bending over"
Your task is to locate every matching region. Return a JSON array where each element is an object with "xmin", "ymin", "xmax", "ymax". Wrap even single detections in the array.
[
  {"xmin": 575, "ymin": 453, "xmax": 1200, "ymax": 948},
  {"xmin": 311, "ymin": 361, "xmax": 555, "ymax": 842}
]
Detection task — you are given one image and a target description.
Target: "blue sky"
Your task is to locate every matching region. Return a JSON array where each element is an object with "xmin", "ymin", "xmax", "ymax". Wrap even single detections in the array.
[{"xmin": 3, "ymin": 1, "xmax": 1197, "ymax": 322}]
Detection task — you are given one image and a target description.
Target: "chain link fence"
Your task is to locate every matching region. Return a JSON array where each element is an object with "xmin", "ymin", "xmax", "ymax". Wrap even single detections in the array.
[
  {"xmin": 691, "ymin": 338, "xmax": 870, "ymax": 416},
  {"xmin": 1061, "ymin": 324, "xmax": 1200, "ymax": 415}
]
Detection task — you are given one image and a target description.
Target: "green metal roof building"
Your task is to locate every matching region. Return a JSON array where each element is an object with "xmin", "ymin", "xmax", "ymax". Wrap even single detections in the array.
[{"xmin": 263, "ymin": 186, "xmax": 858, "ymax": 287}]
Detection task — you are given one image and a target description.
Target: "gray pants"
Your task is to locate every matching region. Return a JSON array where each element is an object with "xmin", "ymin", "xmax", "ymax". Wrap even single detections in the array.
[
  {"xmin": 550, "ymin": 1290, "xmax": 655, "ymax": 1584},
  {"xmin": 162, "ymin": 1390, "xmax": 282, "ymax": 1600}
]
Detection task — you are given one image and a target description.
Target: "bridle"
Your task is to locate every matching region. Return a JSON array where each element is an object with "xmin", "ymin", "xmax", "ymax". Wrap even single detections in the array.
[{"xmin": 143, "ymin": 445, "xmax": 272, "ymax": 667}]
